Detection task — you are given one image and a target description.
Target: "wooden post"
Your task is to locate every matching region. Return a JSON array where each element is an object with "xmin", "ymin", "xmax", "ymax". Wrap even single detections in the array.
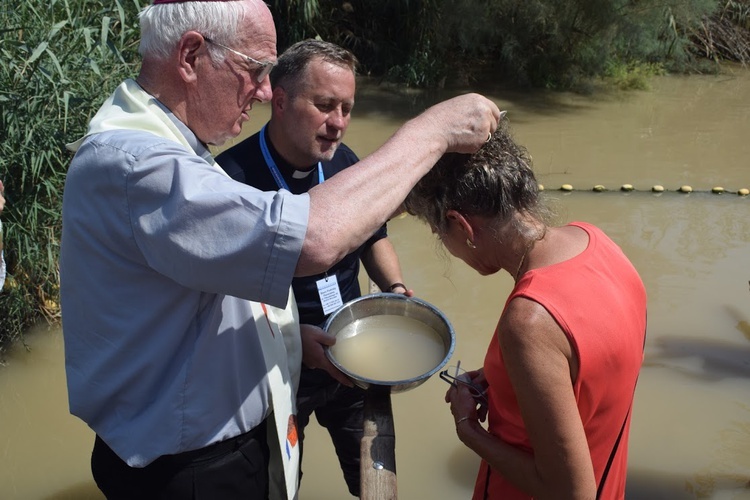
[{"xmin": 360, "ymin": 384, "xmax": 397, "ymax": 500}]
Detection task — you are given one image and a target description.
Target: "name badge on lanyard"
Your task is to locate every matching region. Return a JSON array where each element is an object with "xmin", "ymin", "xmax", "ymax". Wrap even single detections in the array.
[
  {"xmin": 260, "ymin": 124, "xmax": 342, "ymax": 313},
  {"xmin": 316, "ymin": 274, "xmax": 344, "ymax": 315}
]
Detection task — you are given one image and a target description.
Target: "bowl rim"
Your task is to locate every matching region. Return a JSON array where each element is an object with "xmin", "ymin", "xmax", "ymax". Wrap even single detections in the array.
[{"xmin": 323, "ymin": 292, "xmax": 456, "ymax": 387}]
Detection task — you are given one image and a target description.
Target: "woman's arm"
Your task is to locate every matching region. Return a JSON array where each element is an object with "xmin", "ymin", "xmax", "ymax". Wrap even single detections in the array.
[{"xmin": 451, "ymin": 297, "xmax": 596, "ymax": 500}]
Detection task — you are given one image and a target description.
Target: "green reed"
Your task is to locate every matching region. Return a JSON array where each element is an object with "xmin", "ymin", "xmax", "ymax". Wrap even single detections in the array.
[{"xmin": 0, "ymin": 0, "xmax": 141, "ymax": 357}]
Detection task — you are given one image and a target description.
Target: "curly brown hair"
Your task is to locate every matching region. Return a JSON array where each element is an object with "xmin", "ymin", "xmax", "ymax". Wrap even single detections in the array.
[{"xmin": 404, "ymin": 119, "xmax": 549, "ymax": 235}]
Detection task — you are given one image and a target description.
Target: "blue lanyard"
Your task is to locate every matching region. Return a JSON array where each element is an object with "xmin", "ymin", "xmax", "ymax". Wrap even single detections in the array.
[{"xmin": 259, "ymin": 124, "xmax": 324, "ymax": 191}]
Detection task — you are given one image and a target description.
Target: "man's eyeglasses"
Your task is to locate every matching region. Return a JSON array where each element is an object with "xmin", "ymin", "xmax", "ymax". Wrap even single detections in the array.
[
  {"xmin": 203, "ymin": 36, "xmax": 275, "ymax": 84},
  {"xmin": 439, "ymin": 362, "xmax": 487, "ymax": 405}
]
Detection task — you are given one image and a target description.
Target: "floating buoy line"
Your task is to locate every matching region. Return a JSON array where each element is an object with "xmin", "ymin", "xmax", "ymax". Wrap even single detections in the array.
[{"xmin": 541, "ymin": 184, "xmax": 750, "ymax": 196}]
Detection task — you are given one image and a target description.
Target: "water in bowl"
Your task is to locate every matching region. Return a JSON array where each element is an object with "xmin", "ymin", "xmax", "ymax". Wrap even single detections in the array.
[{"xmin": 330, "ymin": 314, "xmax": 445, "ymax": 381}]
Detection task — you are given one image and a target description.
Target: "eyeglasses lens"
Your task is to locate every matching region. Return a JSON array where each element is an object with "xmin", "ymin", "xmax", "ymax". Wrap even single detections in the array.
[{"xmin": 256, "ymin": 64, "xmax": 272, "ymax": 84}]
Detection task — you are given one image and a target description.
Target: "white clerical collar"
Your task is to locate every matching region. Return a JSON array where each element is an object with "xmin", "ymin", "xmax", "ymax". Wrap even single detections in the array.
[{"xmin": 291, "ymin": 168, "xmax": 316, "ymax": 179}]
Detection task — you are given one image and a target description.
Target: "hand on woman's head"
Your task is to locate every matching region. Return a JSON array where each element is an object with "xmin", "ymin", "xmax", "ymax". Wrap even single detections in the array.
[{"xmin": 420, "ymin": 93, "xmax": 501, "ymax": 154}]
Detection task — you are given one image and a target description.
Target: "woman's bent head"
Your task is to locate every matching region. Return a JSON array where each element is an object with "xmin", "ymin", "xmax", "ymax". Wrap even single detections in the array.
[{"xmin": 405, "ymin": 119, "xmax": 547, "ymax": 237}]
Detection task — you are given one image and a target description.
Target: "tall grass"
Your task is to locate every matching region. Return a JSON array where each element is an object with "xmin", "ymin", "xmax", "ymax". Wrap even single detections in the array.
[
  {"xmin": 0, "ymin": 0, "xmax": 141, "ymax": 357},
  {"xmin": 690, "ymin": 0, "xmax": 750, "ymax": 64}
]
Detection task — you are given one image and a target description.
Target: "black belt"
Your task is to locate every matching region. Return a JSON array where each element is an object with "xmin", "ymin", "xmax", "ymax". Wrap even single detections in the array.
[{"xmin": 157, "ymin": 417, "xmax": 268, "ymax": 467}]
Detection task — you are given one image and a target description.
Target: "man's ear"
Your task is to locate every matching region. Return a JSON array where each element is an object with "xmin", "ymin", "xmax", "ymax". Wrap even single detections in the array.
[
  {"xmin": 177, "ymin": 31, "xmax": 205, "ymax": 83},
  {"xmin": 271, "ymin": 86, "xmax": 287, "ymax": 114}
]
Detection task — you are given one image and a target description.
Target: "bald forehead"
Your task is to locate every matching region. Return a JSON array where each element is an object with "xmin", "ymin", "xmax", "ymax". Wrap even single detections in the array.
[
  {"xmin": 244, "ymin": 0, "xmax": 272, "ymax": 20},
  {"xmin": 238, "ymin": 0, "xmax": 277, "ymax": 57}
]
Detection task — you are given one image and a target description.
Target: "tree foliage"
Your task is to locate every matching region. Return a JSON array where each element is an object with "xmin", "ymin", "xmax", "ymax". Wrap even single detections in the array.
[{"xmin": 271, "ymin": 0, "xmax": 731, "ymax": 89}]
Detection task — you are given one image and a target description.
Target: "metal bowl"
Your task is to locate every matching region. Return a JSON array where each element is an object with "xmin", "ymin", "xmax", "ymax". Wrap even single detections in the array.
[{"xmin": 324, "ymin": 293, "xmax": 455, "ymax": 393}]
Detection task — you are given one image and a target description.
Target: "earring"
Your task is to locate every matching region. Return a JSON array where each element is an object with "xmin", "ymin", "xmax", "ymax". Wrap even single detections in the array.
[{"xmin": 466, "ymin": 238, "xmax": 476, "ymax": 249}]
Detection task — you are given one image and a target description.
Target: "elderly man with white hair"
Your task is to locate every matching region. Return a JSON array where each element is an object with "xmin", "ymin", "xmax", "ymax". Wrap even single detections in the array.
[{"xmin": 60, "ymin": 0, "xmax": 501, "ymax": 498}]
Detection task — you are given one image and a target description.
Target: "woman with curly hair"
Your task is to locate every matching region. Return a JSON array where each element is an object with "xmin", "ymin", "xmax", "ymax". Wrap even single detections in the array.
[{"xmin": 405, "ymin": 119, "xmax": 647, "ymax": 499}]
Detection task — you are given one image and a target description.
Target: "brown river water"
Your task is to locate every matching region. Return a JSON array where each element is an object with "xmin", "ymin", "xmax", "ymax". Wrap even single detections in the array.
[{"xmin": 2, "ymin": 68, "xmax": 750, "ymax": 499}]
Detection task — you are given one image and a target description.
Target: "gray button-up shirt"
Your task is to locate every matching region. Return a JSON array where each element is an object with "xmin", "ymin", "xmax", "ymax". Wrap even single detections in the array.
[{"xmin": 60, "ymin": 83, "xmax": 308, "ymax": 467}]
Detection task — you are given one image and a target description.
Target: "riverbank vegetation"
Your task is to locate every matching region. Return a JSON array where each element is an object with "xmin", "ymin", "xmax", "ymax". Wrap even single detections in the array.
[
  {"xmin": 0, "ymin": 0, "xmax": 141, "ymax": 356},
  {"xmin": 272, "ymin": 0, "xmax": 750, "ymax": 90},
  {"xmin": 1, "ymin": 0, "xmax": 748, "ymax": 356}
]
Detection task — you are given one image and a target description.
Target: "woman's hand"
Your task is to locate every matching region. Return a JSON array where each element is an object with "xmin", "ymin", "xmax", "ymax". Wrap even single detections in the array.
[
  {"xmin": 447, "ymin": 383, "xmax": 479, "ymax": 421},
  {"xmin": 466, "ymin": 367, "xmax": 487, "ymax": 392},
  {"xmin": 445, "ymin": 366, "xmax": 488, "ymax": 423}
]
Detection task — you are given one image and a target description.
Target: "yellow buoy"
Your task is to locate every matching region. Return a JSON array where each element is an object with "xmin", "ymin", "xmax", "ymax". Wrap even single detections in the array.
[
  {"xmin": 711, "ymin": 186, "xmax": 724, "ymax": 194},
  {"xmin": 738, "ymin": 188, "xmax": 749, "ymax": 196},
  {"xmin": 538, "ymin": 184, "xmax": 545, "ymax": 191},
  {"xmin": 620, "ymin": 184, "xmax": 634, "ymax": 192},
  {"xmin": 593, "ymin": 185, "xmax": 606, "ymax": 192},
  {"xmin": 561, "ymin": 184, "xmax": 573, "ymax": 192},
  {"xmin": 679, "ymin": 185, "xmax": 693, "ymax": 193},
  {"xmin": 652, "ymin": 185, "xmax": 665, "ymax": 192}
]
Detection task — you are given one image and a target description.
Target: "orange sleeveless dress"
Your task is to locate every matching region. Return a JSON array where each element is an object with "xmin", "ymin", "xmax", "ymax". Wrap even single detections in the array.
[{"xmin": 475, "ymin": 222, "xmax": 647, "ymax": 499}]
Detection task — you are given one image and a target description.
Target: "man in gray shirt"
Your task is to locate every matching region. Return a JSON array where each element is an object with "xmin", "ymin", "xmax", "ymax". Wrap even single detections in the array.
[{"xmin": 60, "ymin": 0, "xmax": 501, "ymax": 498}]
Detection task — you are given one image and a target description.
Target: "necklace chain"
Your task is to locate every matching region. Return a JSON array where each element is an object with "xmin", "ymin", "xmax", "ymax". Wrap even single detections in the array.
[
  {"xmin": 513, "ymin": 227, "xmax": 547, "ymax": 282},
  {"xmin": 513, "ymin": 239, "xmax": 536, "ymax": 282}
]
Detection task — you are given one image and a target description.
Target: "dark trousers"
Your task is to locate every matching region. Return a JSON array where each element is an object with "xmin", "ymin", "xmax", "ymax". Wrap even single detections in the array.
[
  {"xmin": 296, "ymin": 366, "xmax": 365, "ymax": 497},
  {"xmin": 91, "ymin": 419, "xmax": 269, "ymax": 500}
]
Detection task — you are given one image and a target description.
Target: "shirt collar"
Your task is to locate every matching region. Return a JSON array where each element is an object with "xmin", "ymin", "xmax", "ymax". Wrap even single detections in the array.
[{"xmin": 151, "ymin": 97, "xmax": 215, "ymax": 164}]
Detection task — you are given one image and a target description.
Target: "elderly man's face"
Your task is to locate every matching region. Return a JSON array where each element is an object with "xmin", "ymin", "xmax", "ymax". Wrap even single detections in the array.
[{"xmin": 193, "ymin": 1, "xmax": 276, "ymax": 146}]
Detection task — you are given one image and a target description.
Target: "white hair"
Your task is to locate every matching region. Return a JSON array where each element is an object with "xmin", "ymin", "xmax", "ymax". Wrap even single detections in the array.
[{"xmin": 138, "ymin": 1, "xmax": 250, "ymax": 63}]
